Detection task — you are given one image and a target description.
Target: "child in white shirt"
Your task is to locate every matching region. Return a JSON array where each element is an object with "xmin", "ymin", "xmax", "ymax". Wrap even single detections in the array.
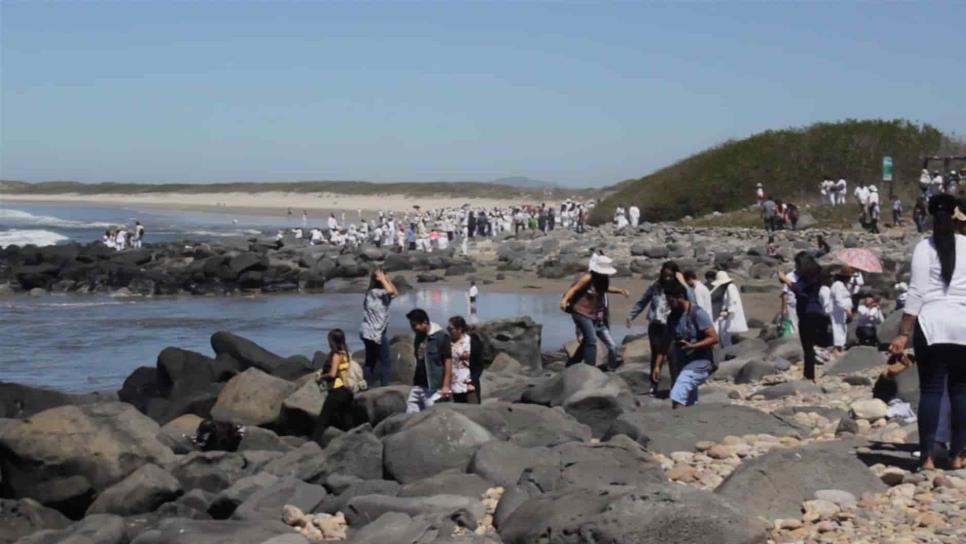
[{"xmin": 855, "ymin": 296, "xmax": 884, "ymax": 346}]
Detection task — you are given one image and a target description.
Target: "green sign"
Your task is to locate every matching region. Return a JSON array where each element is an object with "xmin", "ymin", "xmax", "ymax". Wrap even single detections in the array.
[{"xmin": 882, "ymin": 156, "xmax": 893, "ymax": 182}]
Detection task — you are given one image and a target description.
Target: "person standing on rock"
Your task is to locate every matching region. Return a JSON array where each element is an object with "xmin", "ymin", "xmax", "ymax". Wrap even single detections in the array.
[
  {"xmin": 405, "ymin": 308, "xmax": 453, "ymax": 412},
  {"xmin": 889, "ymin": 194, "xmax": 966, "ymax": 470},
  {"xmin": 779, "ymin": 254, "xmax": 827, "ymax": 382},
  {"xmin": 561, "ymin": 254, "xmax": 629, "ymax": 370},
  {"xmin": 627, "ymin": 261, "xmax": 690, "ymax": 392},
  {"xmin": 709, "ymin": 271, "xmax": 748, "ymax": 348},
  {"xmin": 312, "ymin": 329, "xmax": 356, "ymax": 441},
  {"xmin": 629, "ymin": 204, "xmax": 641, "ymax": 227},
  {"xmin": 447, "ymin": 316, "xmax": 484, "ymax": 404},
  {"xmin": 360, "ymin": 267, "xmax": 398, "ymax": 387},
  {"xmin": 661, "ymin": 282, "xmax": 719, "ymax": 408},
  {"xmin": 829, "ymin": 266, "xmax": 854, "ymax": 356},
  {"xmin": 684, "ymin": 270, "xmax": 713, "ymax": 318}
]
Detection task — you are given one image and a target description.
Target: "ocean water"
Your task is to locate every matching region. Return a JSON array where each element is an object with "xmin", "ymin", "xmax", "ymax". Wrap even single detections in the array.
[
  {"xmin": 0, "ymin": 201, "xmax": 307, "ymax": 248},
  {"xmin": 0, "ymin": 287, "xmax": 630, "ymax": 393}
]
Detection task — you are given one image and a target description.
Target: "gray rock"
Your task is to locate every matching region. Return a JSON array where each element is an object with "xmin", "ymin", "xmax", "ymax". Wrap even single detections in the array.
[
  {"xmin": 383, "ymin": 408, "xmax": 494, "ymax": 484},
  {"xmin": 733, "ymin": 360, "xmax": 778, "ymax": 384},
  {"xmin": 0, "ymin": 402, "xmax": 174, "ymax": 512},
  {"xmin": 500, "ymin": 484, "xmax": 767, "ymax": 544},
  {"xmin": 231, "ymin": 477, "xmax": 326, "ymax": 521},
  {"xmin": 603, "ymin": 403, "xmax": 801, "ymax": 454},
  {"xmin": 17, "ymin": 514, "xmax": 126, "ymax": 544},
  {"xmin": 420, "ymin": 402, "xmax": 591, "ymax": 448},
  {"xmin": 128, "ymin": 518, "xmax": 294, "ymax": 544},
  {"xmin": 237, "ymin": 426, "xmax": 293, "ymax": 453},
  {"xmin": 715, "ymin": 441, "xmax": 887, "ymax": 520},
  {"xmin": 86, "ymin": 463, "xmax": 182, "ymax": 516},
  {"xmin": 318, "ymin": 425, "xmax": 384, "ymax": 481},
  {"xmin": 754, "ymin": 380, "xmax": 823, "ymax": 400},
  {"xmin": 344, "ymin": 494, "xmax": 485, "ymax": 527},
  {"xmin": 0, "ymin": 498, "xmax": 70, "ymax": 544},
  {"xmin": 399, "ymin": 472, "xmax": 493, "ymax": 499},
  {"xmin": 476, "ymin": 317, "xmax": 543, "ymax": 371},
  {"xmin": 469, "ymin": 441, "xmax": 548, "ymax": 487},
  {"xmin": 209, "ymin": 368, "xmax": 297, "ymax": 426},
  {"xmin": 262, "ymin": 442, "xmax": 327, "ymax": 482},
  {"xmin": 0, "ymin": 381, "xmax": 103, "ymax": 419},
  {"xmin": 318, "ymin": 479, "xmax": 401, "ymax": 515},
  {"xmin": 170, "ymin": 451, "xmax": 249, "ymax": 494},
  {"xmin": 826, "ymin": 346, "xmax": 884, "ymax": 375},
  {"xmin": 521, "ymin": 364, "xmax": 632, "ymax": 437},
  {"xmin": 347, "ymin": 511, "xmax": 489, "ymax": 544},
  {"xmin": 207, "ymin": 472, "xmax": 280, "ymax": 519}
]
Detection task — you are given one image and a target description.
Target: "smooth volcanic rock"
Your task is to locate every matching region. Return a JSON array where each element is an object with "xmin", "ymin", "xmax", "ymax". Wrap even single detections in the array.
[
  {"xmin": 0, "ymin": 498, "xmax": 71, "ymax": 544},
  {"xmin": 86, "ymin": 463, "xmax": 182, "ymax": 516},
  {"xmin": 382, "ymin": 408, "xmax": 494, "ymax": 484},
  {"xmin": 476, "ymin": 317, "xmax": 543, "ymax": 370},
  {"xmin": 209, "ymin": 368, "xmax": 296, "ymax": 426}
]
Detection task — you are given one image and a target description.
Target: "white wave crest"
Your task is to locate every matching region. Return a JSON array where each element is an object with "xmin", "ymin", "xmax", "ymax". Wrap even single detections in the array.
[
  {"xmin": 0, "ymin": 229, "xmax": 70, "ymax": 248},
  {"xmin": 0, "ymin": 208, "xmax": 113, "ymax": 229}
]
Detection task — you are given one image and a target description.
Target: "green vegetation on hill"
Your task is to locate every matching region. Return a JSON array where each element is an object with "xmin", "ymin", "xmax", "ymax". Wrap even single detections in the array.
[
  {"xmin": 591, "ymin": 119, "xmax": 954, "ymax": 223},
  {"xmin": 0, "ymin": 179, "xmax": 594, "ymax": 201}
]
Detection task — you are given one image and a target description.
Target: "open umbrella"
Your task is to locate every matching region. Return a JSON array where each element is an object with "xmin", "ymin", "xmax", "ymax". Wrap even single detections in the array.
[{"xmin": 834, "ymin": 248, "xmax": 882, "ymax": 273}]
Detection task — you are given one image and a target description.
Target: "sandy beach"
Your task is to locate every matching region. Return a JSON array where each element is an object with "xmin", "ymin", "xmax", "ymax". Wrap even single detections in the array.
[{"xmin": 2, "ymin": 191, "xmax": 544, "ymax": 217}]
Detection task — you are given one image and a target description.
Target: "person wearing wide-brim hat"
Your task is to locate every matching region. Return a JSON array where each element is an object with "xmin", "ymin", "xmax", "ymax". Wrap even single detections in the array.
[
  {"xmin": 709, "ymin": 271, "xmax": 748, "ymax": 347},
  {"xmin": 560, "ymin": 253, "xmax": 629, "ymax": 370}
]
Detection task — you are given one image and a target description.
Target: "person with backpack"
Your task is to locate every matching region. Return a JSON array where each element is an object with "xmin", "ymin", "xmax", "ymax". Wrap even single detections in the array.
[
  {"xmin": 313, "ymin": 329, "xmax": 364, "ymax": 441},
  {"xmin": 446, "ymin": 315, "xmax": 484, "ymax": 404},
  {"xmin": 405, "ymin": 308, "xmax": 453, "ymax": 412},
  {"xmin": 659, "ymin": 282, "xmax": 719, "ymax": 408}
]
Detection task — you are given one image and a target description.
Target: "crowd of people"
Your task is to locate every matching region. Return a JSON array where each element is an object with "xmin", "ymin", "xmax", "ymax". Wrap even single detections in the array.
[
  {"xmin": 101, "ymin": 221, "xmax": 145, "ymax": 250},
  {"xmin": 280, "ymin": 199, "xmax": 596, "ymax": 253},
  {"xmin": 756, "ymin": 186, "xmax": 801, "ymax": 231}
]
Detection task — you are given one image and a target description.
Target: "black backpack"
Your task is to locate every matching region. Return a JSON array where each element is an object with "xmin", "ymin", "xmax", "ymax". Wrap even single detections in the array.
[{"xmin": 191, "ymin": 419, "xmax": 246, "ymax": 452}]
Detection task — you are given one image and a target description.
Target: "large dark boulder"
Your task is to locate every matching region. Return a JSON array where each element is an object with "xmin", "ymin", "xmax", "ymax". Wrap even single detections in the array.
[
  {"xmin": 209, "ymin": 331, "xmax": 311, "ymax": 379},
  {"xmin": 228, "ymin": 252, "xmax": 268, "ymax": 277},
  {"xmin": 826, "ymin": 345, "xmax": 884, "ymax": 375},
  {"xmin": 398, "ymin": 472, "xmax": 493, "ymax": 500},
  {"xmin": 207, "ymin": 472, "xmax": 279, "ymax": 519},
  {"xmin": 439, "ymin": 402, "xmax": 591, "ymax": 448},
  {"xmin": 347, "ymin": 511, "xmax": 496, "ymax": 544},
  {"xmin": 15, "ymin": 513, "xmax": 126, "ymax": 544},
  {"xmin": 156, "ymin": 347, "xmax": 228, "ymax": 398},
  {"xmin": 317, "ymin": 479, "xmax": 400, "ymax": 515},
  {"xmin": 476, "ymin": 317, "xmax": 542, "ymax": 370},
  {"xmin": 344, "ymin": 494, "xmax": 486, "ymax": 528},
  {"xmin": 604, "ymin": 403, "xmax": 802, "ymax": 454},
  {"xmin": 715, "ymin": 441, "xmax": 887, "ymax": 520},
  {"xmin": 352, "ymin": 385, "xmax": 409, "ymax": 426},
  {"xmin": 86, "ymin": 464, "xmax": 182, "ymax": 517},
  {"xmin": 316, "ymin": 425, "xmax": 384, "ymax": 481},
  {"xmin": 169, "ymin": 452, "xmax": 249, "ymax": 495},
  {"xmin": 116, "ymin": 367, "xmax": 161, "ymax": 413},
  {"xmin": 382, "ymin": 408, "xmax": 494, "ymax": 484},
  {"xmin": 0, "ymin": 381, "xmax": 102, "ymax": 419},
  {"xmin": 499, "ymin": 484, "xmax": 767, "ymax": 544},
  {"xmin": 521, "ymin": 364, "xmax": 632, "ymax": 437},
  {"xmin": 0, "ymin": 403, "xmax": 174, "ymax": 515},
  {"xmin": 230, "ymin": 477, "xmax": 326, "ymax": 521},
  {"xmin": 127, "ymin": 518, "xmax": 295, "ymax": 544}
]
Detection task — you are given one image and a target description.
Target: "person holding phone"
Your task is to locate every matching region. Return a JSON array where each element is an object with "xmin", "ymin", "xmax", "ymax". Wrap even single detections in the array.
[
  {"xmin": 658, "ymin": 283, "xmax": 719, "ymax": 409},
  {"xmin": 360, "ymin": 267, "xmax": 398, "ymax": 387}
]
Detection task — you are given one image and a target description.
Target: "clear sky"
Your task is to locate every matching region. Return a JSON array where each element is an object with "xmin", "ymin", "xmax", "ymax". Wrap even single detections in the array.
[{"xmin": 2, "ymin": 1, "xmax": 963, "ymax": 187}]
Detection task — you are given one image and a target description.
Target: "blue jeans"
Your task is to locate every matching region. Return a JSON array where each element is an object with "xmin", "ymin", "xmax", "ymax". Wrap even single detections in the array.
[
  {"xmin": 670, "ymin": 359, "xmax": 712, "ymax": 406},
  {"xmin": 362, "ymin": 331, "xmax": 391, "ymax": 387},
  {"xmin": 914, "ymin": 324, "xmax": 966, "ymax": 461},
  {"xmin": 567, "ymin": 313, "xmax": 619, "ymax": 369}
]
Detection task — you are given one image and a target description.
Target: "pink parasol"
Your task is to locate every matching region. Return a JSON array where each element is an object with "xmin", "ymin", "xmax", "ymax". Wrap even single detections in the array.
[{"xmin": 834, "ymin": 248, "xmax": 883, "ymax": 273}]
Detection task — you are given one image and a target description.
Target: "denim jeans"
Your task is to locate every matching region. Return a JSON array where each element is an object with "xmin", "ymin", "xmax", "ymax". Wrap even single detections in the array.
[
  {"xmin": 405, "ymin": 386, "xmax": 441, "ymax": 413},
  {"xmin": 914, "ymin": 324, "xmax": 966, "ymax": 461},
  {"xmin": 362, "ymin": 332, "xmax": 391, "ymax": 387},
  {"xmin": 567, "ymin": 313, "xmax": 619, "ymax": 369},
  {"xmin": 670, "ymin": 359, "xmax": 712, "ymax": 406}
]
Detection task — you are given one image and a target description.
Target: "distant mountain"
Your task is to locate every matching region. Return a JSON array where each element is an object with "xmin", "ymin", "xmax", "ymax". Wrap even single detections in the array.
[{"xmin": 492, "ymin": 176, "xmax": 559, "ymax": 189}]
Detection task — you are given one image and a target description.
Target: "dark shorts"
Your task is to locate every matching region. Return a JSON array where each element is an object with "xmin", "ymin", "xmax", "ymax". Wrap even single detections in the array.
[{"xmin": 648, "ymin": 322, "xmax": 668, "ymax": 355}]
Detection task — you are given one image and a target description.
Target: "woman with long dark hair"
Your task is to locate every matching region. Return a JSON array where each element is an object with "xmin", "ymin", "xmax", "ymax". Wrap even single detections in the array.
[
  {"xmin": 561, "ymin": 253, "xmax": 629, "ymax": 369},
  {"xmin": 889, "ymin": 194, "xmax": 966, "ymax": 470},
  {"xmin": 360, "ymin": 267, "xmax": 397, "ymax": 387},
  {"xmin": 779, "ymin": 252, "xmax": 827, "ymax": 381},
  {"xmin": 446, "ymin": 315, "xmax": 484, "ymax": 404},
  {"xmin": 627, "ymin": 261, "xmax": 689, "ymax": 391},
  {"xmin": 313, "ymin": 329, "xmax": 355, "ymax": 442}
]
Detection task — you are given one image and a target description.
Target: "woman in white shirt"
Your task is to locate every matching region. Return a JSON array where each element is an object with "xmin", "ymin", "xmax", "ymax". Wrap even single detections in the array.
[
  {"xmin": 829, "ymin": 267, "xmax": 854, "ymax": 355},
  {"xmin": 889, "ymin": 194, "xmax": 966, "ymax": 470},
  {"xmin": 710, "ymin": 271, "xmax": 748, "ymax": 348}
]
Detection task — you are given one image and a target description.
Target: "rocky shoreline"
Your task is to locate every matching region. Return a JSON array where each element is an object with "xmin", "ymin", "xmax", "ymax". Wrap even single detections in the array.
[
  {"xmin": 0, "ymin": 222, "xmax": 917, "ymax": 298},
  {"xmin": 3, "ymin": 304, "xmax": 965, "ymax": 543}
]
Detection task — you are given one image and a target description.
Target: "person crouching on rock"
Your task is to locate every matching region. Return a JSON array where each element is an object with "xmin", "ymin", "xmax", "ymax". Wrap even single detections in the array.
[
  {"xmin": 405, "ymin": 308, "xmax": 453, "ymax": 412},
  {"xmin": 312, "ymin": 329, "xmax": 355, "ymax": 442},
  {"xmin": 561, "ymin": 253, "xmax": 629, "ymax": 370},
  {"xmin": 446, "ymin": 315, "xmax": 484, "ymax": 404},
  {"xmin": 660, "ymin": 283, "xmax": 719, "ymax": 409}
]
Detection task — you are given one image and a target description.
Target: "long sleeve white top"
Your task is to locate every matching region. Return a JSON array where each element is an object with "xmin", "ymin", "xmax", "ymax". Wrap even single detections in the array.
[
  {"xmin": 904, "ymin": 235, "xmax": 966, "ymax": 345},
  {"xmin": 856, "ymin": 304, "xmax": 884, "ymax": 328}
]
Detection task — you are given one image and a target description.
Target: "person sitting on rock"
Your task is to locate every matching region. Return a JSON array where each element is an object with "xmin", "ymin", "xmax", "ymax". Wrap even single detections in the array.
[
  {"xmin": 405, "ymin": 308, "xmax": 453, "ymax": 412},
  {"xmin": 659, "ymin": 282, "xmax": 719, "ymax": 409},
  {"xmin": 446, "ymin": 315, "xmax": 484, "ymax": 404},
  {"xmin": 855, "ymin": 295, "xmax": 884, "ymax": 347}
]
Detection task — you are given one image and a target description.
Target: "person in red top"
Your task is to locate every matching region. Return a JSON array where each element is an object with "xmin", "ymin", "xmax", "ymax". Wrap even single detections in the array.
[{"xmin": 560, "ymin": 253, "xmax": 629, "ymax": 369}]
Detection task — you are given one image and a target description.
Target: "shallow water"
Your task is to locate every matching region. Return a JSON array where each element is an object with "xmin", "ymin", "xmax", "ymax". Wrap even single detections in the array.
[{"xmin": 0, "ymin": 287, "xmax": 633, "ymax": 392}]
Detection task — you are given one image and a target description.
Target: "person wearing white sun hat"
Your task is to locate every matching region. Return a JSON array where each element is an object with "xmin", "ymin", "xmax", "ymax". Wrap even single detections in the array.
[
  {"xmin": 560, "ymin": 252, "xmax": 630, "ymax": 369},
  {"xmin": 710, "ymin": 270, "xmax": 748, "ymax": 347}
]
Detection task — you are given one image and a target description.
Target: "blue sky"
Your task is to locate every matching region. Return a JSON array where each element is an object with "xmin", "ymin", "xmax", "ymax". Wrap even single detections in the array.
[{"xmin": 2, "ymin": 2, "xmax": 963, "ymax": 187}]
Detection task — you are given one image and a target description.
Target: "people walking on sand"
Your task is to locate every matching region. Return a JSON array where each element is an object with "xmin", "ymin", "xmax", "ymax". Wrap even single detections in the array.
[
  {"xmin": 888, "ymin": 194, "xmax": 966, "ymax": 470},
  {"xmin": 829, "ymin": 266, "xmax": 854, "ymax": 356},
  {"xmin": 627, "ymin": 261, "xmax": 690, "ymax": 392},
  {"xmin": 447, "ymin": 315, "xmax": 483, "ymax": 404},
  {"xmin": 405, "ymin": 308, "xmax": 453, "ymax": 413},
  {"xmin": 779, "ymin": 253, "xmax": 827, "ymax": 382},
  {"xmin": 561, "ymin": 253, "xmax": 629, "ymax": 370},
  {"xmin": 710, "ymin": 271, "xmax": 748, "ymax": 348},
  {"xmin": 659, "ymin": 282, "xmax": 719, "ymax": 409},
  {"xmin": 360, "ymin": 267, "xmax": 397, "ymax": 387},
  {"xmin": 684, "ymin": 270, "xmax": 713, "ymax": 317},
  {"xmin": 312, "ymin": 329, "xmax": 357, "ymax": 442}
]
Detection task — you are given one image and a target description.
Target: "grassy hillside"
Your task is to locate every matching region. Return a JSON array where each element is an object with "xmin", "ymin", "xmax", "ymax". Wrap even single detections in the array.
[
  {"xmin": 0, "ymin": 179, "xmax": 594, "ymax": 201},
  {"xmin": 591, "ymin": 119, "xmax": 954, "ymax": 223}
]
